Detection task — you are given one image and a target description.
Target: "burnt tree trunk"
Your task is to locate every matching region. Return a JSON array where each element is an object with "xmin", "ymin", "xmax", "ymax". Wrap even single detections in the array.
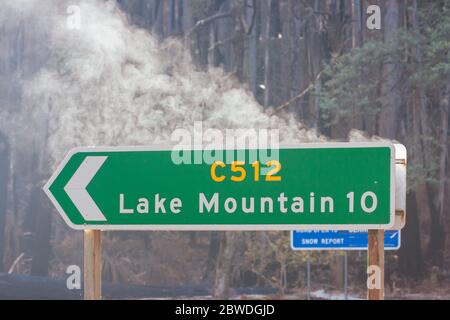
[
  {"xmin": 0, "ymin": 133, "xmax": 9, "ymax": 272},
  {"xmin": 398, "ymin": 0, "xmax": 425, "ymax": 279},
  {"xmin": 30, "ymin": 185, "xmax": 53, "ymax": 276},
  {"xmin": 262, "ymin": 0, "xmax": 272, "ymax": 108},
  {"xmin": 246, "ymin": 0, "xmax": 259, "ymax": 96},
  {"xmin": 152, "ymin": 0, "xmax": 165, "ymax": 38},
  {"xmin": 426, "ymin": 84, "xmax": 450, "ymax": 268},
  {"xmin": 23, "ymin": 150, "xmax": 52, "ymax": 276},
  {"xmin": 213, "ymin": 231, "xmax": 237, "ymax": 299},
  {"xmin": 203, "ymin": 231, "xmax": 221, "ymax": 282},
  {"xmin": 399, "ymin": 191, "xmax": 424, "ymax": 278},
  {"xmin": 426, "ymin": 191, "xmax": 446, "ymax": 268},
  {"xmin": 379, "ymin": 0, "xmax": 401, "ymax": 139},
  {"xmin": 27, "ymin": 97, "xmax": 53, "ymax": 276}
]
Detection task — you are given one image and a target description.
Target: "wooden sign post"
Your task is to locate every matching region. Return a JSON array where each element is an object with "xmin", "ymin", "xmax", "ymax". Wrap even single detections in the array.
[
  {"xmin": 84, "ymin": 230, "xmax": 102, "ymax": 300},
  {"xmin": 367, "ymin": 229, "xmax": 384, "ymax": 300}
]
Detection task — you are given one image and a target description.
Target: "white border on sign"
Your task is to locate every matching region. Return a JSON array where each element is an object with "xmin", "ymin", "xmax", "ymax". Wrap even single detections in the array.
[
  {"xmin": 43, "ymin": 142, "xmax": 396, "ymax": 231},
  {"xmin": 289, "ymin": 230, "xmax": 401, "ymax": 251}
]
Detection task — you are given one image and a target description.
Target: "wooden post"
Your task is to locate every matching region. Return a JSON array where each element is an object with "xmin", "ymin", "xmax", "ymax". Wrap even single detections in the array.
[
  {"xmin": 84, "ymin": 230, "xmax": 102, "ymax": 300},
  {"xmin": 367, "ymin": 229, "xmax": 384, "ymax": 300}
]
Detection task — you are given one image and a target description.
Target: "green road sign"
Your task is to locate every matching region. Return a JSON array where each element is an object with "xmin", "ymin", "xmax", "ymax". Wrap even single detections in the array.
[{"xmin": 43, "ymin": 143, "xmax": 395, "ymax": 230}]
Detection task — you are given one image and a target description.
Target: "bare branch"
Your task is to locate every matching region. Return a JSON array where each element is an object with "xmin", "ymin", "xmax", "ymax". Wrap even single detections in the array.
[
  {"xmin": 270, "ymin": 70, "xmax": 324, "ymax": 116},
  {"xmin": 186, "ymin": 12, "xmax": 233, "ymax": 37},
  {"xmin": 240, "ymin": 0, "xmax": 257, "ymax": 35},
  {"xmin": 8, "ymin": 252, "xmax": 24, "ymax": 274}
]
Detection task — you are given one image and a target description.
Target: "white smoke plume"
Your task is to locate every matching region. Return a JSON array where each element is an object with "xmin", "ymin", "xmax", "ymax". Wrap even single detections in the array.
[{"xmin": 3, "ymin": 0, "xmax": 325, "ymax": 164}]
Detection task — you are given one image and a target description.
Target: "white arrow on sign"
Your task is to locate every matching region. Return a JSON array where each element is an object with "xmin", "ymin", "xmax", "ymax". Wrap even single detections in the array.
[{"xmin": 64, "ymin": 156, "xmax": 108, "ymax": 221}]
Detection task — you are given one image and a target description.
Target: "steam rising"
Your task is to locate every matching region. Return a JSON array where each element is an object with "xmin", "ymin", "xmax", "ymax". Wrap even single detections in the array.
[{"xmin": 4, "ymin": 0, "xmax": 324, "ymax": 163}]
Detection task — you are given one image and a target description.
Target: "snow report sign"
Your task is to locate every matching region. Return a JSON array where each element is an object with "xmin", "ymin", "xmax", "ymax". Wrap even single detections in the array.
[{"xmin": 43, "ymin": 143, "xmax": 395, "ymax": 230}]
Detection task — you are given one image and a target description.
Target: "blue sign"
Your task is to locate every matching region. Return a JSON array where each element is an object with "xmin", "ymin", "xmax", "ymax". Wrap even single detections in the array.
[{"xmin": 291, "ymin": 230, "xmax": 400, "ymax": 250}]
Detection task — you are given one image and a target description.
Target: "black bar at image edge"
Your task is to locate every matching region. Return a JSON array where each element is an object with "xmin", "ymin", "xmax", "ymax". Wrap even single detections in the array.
[{"xmin": 0, "ymin": 299, "xmax": 438, "ymax": 319}]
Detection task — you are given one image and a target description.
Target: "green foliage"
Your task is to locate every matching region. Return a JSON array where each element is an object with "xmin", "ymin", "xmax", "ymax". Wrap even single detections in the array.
[
  {"xmin": 319, "ymin": 31, "xmax": 411, "ymax": 128},
  {"xmin": 319, "ymin": 0, "xmax": 450, "ymax": 191},
  {"xmin": 404, "ymin": 2, "xmax": 450, "ymax": 88},
  {"xmin": 319, "ymin": 41, "xmax": 391, "ymax": 127}
]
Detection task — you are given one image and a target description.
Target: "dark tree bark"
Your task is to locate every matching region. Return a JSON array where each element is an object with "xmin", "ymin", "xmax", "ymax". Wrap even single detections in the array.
[
  {"xmin": 117, "ymin": 0, "xmax": 154, "ymax": 30},
  {"xmin": 262, "ymin": 0, "xmax": 272, "ymax": 108},
  {"xmin": 399, "ymin": 0, "xmax": 425, "ymax": 277},
  {"xmin": 231, "ymin": 2, "xmax": 246, "ymax": 81},
  {"xmin": 22, "ymin": 149, "xmax": 52, "ymax": 276},
  {"xmin": 152, "ymin": 0, "xmax": 165, "ymax": 38},
  {"xmin": 203, "ymin": 231, "xmax": 220, "ymax": 281},
  {"xmin": 30, "ymin": 185, "xmax": 52, "ymax": 276},
  {"xmin": 25, "ymin": 97, "xmax": 53, "ymax": 276},
  {"xmin": 290, "ymin": 1, "xmax": 307, "ymax": 119},
  {"xmin": 246, "ymin": 0, "xmax": 259, "ymax": 96},
  {"xmin": 168, "ymin": 0, "xmax": 178, "ymax": 36},
  {"xmin": 426, "ymin": 84, "xmax": 450, "ymax": 268},
  {"xmin": 213, "ymin": 232, "xmax": 237, "ymax": 299},
  {"xmin": 379, "ymin": 0, "xmax": 401, "ymax": 139},
  {"xmin": 399, "ymin": 191, "xmax": 424, "ymax": 278},
  {"xmin": 279, "ymin": 0, "xmax": 296, "ymax": 111},
  {"xmin": 351, "ymin": 0, "xmax": 363, "ymax": 130},
  {"xmin": 0, "ymin": 132, "xmax": 9, "ymax": 272},
  {"xmin": 177, "ymin": 0, "xmax": 184, "ymax": 34},
  {"xmin": 197, "ymin": 1, "xmax": 218, "ymax": 70}
]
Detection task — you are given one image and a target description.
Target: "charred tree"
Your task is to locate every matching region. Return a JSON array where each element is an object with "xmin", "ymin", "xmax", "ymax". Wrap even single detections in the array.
[
  {"xmin": 0, "ymin": 132, "xmax": 9, "ymax": 272},
  {"xmin": 398, "ymin": 0, "xmax": 425, "ymax": 278},
  {"xmin": 426, "ymin": 83, "xmax": 450, "ymax": 268},
  {"xmin": 29, "ymin": 185, "xmax": 53, "ymax": 276},
  {"xmin": 203, "ymin": 231, "xmax": 221, "ymax": 282},
  {"xmin": 379, "ymin": 0, "xmax": 402, "ymax": 139},
  {"xmin": 399, "ymin": 191, "xmax": 424, "ymax": 278},
  {"xmin": 213, "ymin": 231, "xmax": 237, "ymax": 299}
]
